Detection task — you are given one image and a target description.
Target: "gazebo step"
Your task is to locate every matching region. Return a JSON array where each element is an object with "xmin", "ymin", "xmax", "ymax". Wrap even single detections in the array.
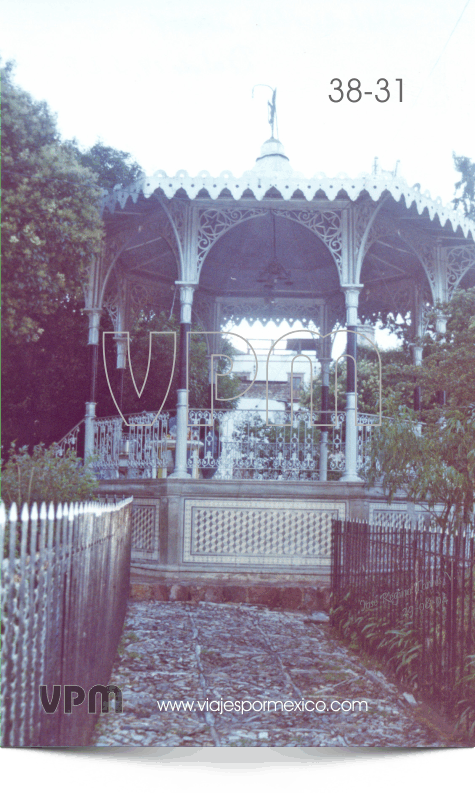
[{"xmin": 130, "ymin": 574, "xmax": 330, "ymax": 612}]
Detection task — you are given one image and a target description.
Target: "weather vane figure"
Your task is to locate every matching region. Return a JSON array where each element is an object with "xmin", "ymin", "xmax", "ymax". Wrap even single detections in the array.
[{"xmin": 252, "ymin": 85, "xmax": 278, "ymax": 139}]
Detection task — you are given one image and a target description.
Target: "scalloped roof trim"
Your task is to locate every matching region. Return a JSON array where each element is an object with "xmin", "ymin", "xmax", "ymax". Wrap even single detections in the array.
[{"xmin": 101, "ymin": 170, "xmax": 474, "ymax": 239}]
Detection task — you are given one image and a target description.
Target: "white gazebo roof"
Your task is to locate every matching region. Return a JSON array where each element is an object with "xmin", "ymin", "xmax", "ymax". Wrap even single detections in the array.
[{"xmin": 101, "ymin": 138, "xmax": 474, "ymax": 240}]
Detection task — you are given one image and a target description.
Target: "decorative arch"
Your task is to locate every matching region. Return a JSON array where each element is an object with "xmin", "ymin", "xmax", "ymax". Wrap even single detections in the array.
[{"xmin": 195, "ymin": 205, "xmax": 344, "ymax": 281}]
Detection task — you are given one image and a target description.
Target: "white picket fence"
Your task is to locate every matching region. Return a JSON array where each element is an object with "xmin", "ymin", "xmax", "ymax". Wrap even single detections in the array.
[{"xmin": 0, "ymin": 497, "xmax": 133, "ymax": 747}]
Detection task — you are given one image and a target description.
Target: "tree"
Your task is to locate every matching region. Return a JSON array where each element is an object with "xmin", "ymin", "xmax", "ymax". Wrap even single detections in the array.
[
  {"xmin": 1, "ymin": 63, "xmax": 239, "ymax": 452},
  {"xmin": 101, "ymin": 310, "xmax": 241, "ymax": 416},
  {"xmin": 1, "ymin": 62, "xmax": 103, "ymax": 341},
  {"xmin": 1, "ymin": 64, "xmax": 147, "ymax": 451},
  {"xmin": 299, "ymin": 345, "xmax": 412, "ymax": 416},
  {"xmin": 365, "ymin": 288, "xmax": 475, "ymax": 530},
  {"xmin": 362, "ymin": 154, "xmax": 475, "ymax": 528},
  {"xmin": 75, "ymin": 141, "xmax": 144, "ymax": 190},
  {"xmin": 453, "ymin": 154, "xmax": 475, "ymax": 221}
]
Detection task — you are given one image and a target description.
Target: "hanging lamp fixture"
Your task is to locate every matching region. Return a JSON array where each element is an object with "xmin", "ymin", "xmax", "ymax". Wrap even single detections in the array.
[{"xmin": 256, "ymin": 211, "xmax": 293, "ymax": 302}]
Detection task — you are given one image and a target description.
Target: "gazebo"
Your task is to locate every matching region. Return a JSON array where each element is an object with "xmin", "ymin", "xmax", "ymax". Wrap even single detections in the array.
[{"xmin": 75, "ymin": 127, "xmax": 475, "ymax": 578}]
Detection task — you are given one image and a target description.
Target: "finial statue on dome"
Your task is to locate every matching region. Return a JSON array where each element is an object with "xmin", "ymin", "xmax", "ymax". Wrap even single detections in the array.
[{"xmin": 252, "ymin": 84, "xmax": 278, "ymax": 139}]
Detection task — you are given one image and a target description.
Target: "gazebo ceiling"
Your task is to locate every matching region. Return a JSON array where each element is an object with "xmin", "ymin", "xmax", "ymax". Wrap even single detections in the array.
[
  {"xmin": 118, "ymin": 227, "xmax": 178, "ymax": 285},
  {"xmin": 199, "ymin": 213, "xmax": 339, "ymax": 298}
]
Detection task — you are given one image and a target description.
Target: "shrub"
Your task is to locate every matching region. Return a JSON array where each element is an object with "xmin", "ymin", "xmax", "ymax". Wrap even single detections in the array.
[{"xmin": 1, "ymin": 443, "xmax": 98, "ymax": 508}]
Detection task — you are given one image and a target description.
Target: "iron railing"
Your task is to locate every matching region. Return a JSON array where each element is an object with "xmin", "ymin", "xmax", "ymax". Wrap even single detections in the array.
[
  {"xmin": 55, "ymin": 408, "xmax": 381, "ymax": 480},
  {"xmin": 91, "ymin": 411, "xmax": 171, "ymax": 479},
  {"xmin": 0, "ymin": 497, "xmax": 133, "ymax": 747},
  {"xmin": 188, "ymin": 408, "xmax": 379, "ymax": 480},
  {"xmin": 54, "ymin": 419, "xmax": 85, "ymax": 458}
]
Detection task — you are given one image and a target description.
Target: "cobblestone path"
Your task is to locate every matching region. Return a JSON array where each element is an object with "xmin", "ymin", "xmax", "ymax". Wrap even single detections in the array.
[{"xmin": 92, "ymin": 601, "xmax": 454, "ymax": 747}]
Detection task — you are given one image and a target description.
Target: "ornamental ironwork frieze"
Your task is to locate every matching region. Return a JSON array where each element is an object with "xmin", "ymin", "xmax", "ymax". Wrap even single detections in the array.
[
  {"xmin": 272, "ymin": 208, "xmax": 343, "ymax": 274},
  {"xmin": 219, "ymin": 300, "xmax": 322, "ymax": 327},
  {"xmin": 196, "ymin": 207, "xmax": 268, "ymax": 273},
  {"xmin": 445, "ymin": 245, "xmax": 475, "ymax": 299}
]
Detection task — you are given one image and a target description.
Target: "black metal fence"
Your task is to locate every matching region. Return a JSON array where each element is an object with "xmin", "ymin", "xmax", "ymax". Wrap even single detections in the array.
[
  {"xmin": 1, "ymin": 497, "xmax": 133, "ymax": 747},
  {"xmin": 331, "ymin": 519, "xmax": 475, "ymax": 726}
]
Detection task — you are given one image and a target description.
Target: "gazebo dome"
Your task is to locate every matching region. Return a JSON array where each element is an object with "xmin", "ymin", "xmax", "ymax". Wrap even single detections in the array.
[{"xmin": 251, "ymin": 137, "xmax": 293, "ymax": 175}]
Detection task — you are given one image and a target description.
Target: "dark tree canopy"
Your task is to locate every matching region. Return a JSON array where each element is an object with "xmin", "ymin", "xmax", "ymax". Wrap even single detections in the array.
[
  {"xmin": 1, "ymin": 63, "xmax": 238, "ymax": 453},
  {"xmin": 74, "ymin": 141, "xmax": 144, "ymax": 191},
  {"xmin": 1, "ymin": 61, "xmax": 103, "ymax": 340}
]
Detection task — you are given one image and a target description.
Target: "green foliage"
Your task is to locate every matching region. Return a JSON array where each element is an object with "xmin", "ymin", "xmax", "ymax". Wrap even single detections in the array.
[
  {"xmin": 1, "ymin": 61, "xmax": 103, "ymax": 341},
  {"xmin": 365, "ymin": 289, "xmax": 475, "ymax": 530},
  {"xmin": 1, "ymin": 64, "xmax": 238, "ymax": 451},
  {"xmin": 453, "ymin": 154, "xmax": 475, "ymax": 221},
  {"xmin": 0, "ymin": 65, "xmax": 150, "ymax": 450},
  {"xmin": 1, "ymin": 61, "xmax": 101, "ymax": 450},
  {"xmin": 331, "ymin": 595, "xmax": 422, "ymax": 689},
  {"xmin": 332, "ymin": 589, "xmax": 475, "ymax": 741},
  {"xmin": 455, "ymin": 654, "xmax": 475, "ymax": 739},
  {"xmin": 2, "ymin": 298, "xmax": 91, "ymax": 451},
  {"xmin": 102, "ymin": 310, "xmax": 242, "ymax": 416},
  {"xmin": 299, "ymin": 345, "xmax": 410, "ymax": 415},
  {"xmin": 419, "ymin": 290, "xmax": 475, "ymax": 412},
  {"xmin": 74, "ymin": 141, "xmax": 144, "ymax": 191},
  {"xmin": 1, "ymin": 443, "xmax": 98, "ymax": 508}
]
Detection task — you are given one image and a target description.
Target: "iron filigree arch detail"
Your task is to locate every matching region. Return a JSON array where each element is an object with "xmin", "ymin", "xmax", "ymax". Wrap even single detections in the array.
[
  {"xmin": 88, "ymin": 207, "xmax": 182, "ymax": 313},
  {"xmin": 195, "ymin": 205, "xmax": 344, "ymax": 280},
  {"xmin": 196, "ymin": 207, "xmax": 269, "ymax": 276},
  {"xmin": 272, "ymin": 208, "xmax": 343, "ymax": 275},
  {"xmin": 445, "ymin": 245, "xmax": 475, "ymax": 299}
]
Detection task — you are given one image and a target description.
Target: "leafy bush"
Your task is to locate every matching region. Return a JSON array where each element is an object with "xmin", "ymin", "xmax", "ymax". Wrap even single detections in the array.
[
  {"xmin": 331, "ymin": 590, "xmax": 475, "ymax": 740},
  {"xmin": 1, "ymin": 443, "xmax": 98, "ymax": 508}
]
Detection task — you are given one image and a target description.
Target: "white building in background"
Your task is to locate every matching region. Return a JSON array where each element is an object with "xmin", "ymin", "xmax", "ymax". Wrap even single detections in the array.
[
  {"xmin": 228, "ymin": 325, "xmax": 376, "ymax": 413},
  {"xmin": 229, "ymin": 337, "xmax": 320, "ymax": 412}
]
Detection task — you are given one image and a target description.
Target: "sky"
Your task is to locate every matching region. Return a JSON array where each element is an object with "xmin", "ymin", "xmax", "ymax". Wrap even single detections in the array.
[
  {"xmin": 0, "ymin": 0, "xmax": 475, "ymax": 791},
  {"xmin": 2, "ymin": 0, "xmax": 474, "ymax": 204}
]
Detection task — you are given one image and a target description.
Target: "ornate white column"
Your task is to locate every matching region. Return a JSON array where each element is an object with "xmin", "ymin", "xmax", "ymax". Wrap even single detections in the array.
[
  {"xmin": 410, "ymin": 344, "xmax": 423, "ymax": 435},
  {"xmin": 435, "ymin": 311, "xmax": 449, "ymax": 405},
  {"xmin": 169, "ymin": 283, "xmax": 195, "ymax": 478},
  {"xmin": 435, "ymin": 313, "xmax": 449, "ymax": 335},
  {"xmin": 340, "ymin": 285, "xmax": 363, "ymax": 482},
  {"xmin": 318, "ymin": 357, "xmax": 332, "ymax": 481},
  {"xmin": 83, "ymin": 307, "xmax": 102, "ymax": 460},
  {"xmin": 318, "ymin": 304, "xmax": 332, "ymax": 481},
  {"xmin": 113, "ymin": 300, "xmax": 128, "ymax": 413},
  {"xmin": 412, "ymin": 345, "xmax": 423, "ymax": 367}
]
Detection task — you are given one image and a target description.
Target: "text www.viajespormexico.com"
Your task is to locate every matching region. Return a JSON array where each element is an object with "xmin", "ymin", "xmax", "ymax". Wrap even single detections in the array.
[{"xmin": 156, "ymin": 698, "xmax": 368, "ymax": 714}]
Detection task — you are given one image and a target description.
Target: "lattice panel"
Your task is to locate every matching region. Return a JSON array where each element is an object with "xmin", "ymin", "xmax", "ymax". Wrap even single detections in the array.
[
  {"xmin": 369, "ymin": 503, "xmax": 446, "ymax": 531},
  {"xmin": 131, "ymin": 502, "xmax": 159, "ymax": 561},
  {"xmin": 369, "ymin": 505, "xmax": 408, "ymax": 529},
  {"xmin": 184, "ymin": 499, "xmax": 345, "ymax": 566}
]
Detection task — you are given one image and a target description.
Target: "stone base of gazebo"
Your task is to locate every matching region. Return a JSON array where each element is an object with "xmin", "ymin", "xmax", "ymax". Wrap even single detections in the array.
[
  {"xmin": 129, "ymin": 570, "xmax": 331, "ymax": 612},
  {"xmin": 96, "ymin": 479, "xmax": 424, "ymax": 588}
]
